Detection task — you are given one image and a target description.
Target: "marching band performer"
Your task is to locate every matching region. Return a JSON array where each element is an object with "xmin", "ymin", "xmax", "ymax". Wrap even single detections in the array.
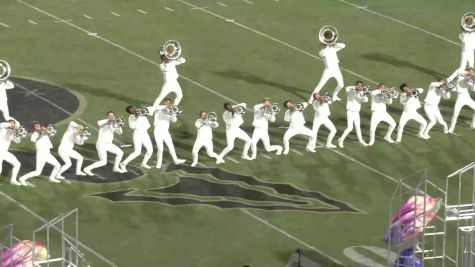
[
  {"xmin": 309, "ymin": 93, "xmax": 337, "ymax": 149},
  {"xmin": 153, "ymin": 54, "xmax": 186, "ymax": 106},
  {"xmin": 152, "ymin": 98, "xmax": 186, "ymax": 169},
  {"xmin": 18, "ymin": 122, "xmax": 62, "ymax": 185},
  {"xmin": 217, "ymin": 103, "xmax": 252, "ymax": 164},
  {"xmin": 448, "ymin": 28, "xmax": 475, "ymax": 82},
  {"xmin": 422, "ymin": 79, "xmax": 450, "ymax": 137},
  {"xmin": 0, "ymin": 119, "xmax": 23, "ymax": 185},
  {"xmin": 282, "ymin": 100, "xmax": 315, "ymax": 154},
  {"xmin": 396, "ymin": 84, "xmax": 428, "ymax": 142},
  {"xmin": 448, "ymin": 67, "xmax": 475, "ymax": 133},
  {"xmin": 83, "ymin": 111, "xmax": 125, "ymax": 176},
  {"xmin": 309, "ymin": 41, "xmax": 345, "ymax": 102},
  {"xmin": 0, "ymin": 76, "xmax": 14, "ymax": 121},
  {"xmin": 120, "ymin": 106, "xmax": 154, "ymax": 171},
  {"xmin": 250, "ymin": 98, "xmax": 283, "ymax": 159},
  {"xmin": 368, "ymin": 84, "xmax": 397, "ymax": 146},
  {"xmin": 338, "ymin": 81, "xmax": 369, "ymax": 148},
  {"xmin": 57, "ymin": 121, "xmax": 88, "ymax": 178},
  {"xmin": 191, "ymin": 111, "xmax": 220, "ymax": 167}
]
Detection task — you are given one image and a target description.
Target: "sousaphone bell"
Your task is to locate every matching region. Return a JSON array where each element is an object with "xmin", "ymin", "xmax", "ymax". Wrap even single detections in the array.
[
  {"xmin": 161, "ymin": 40, "xmax": 182, "ymax": 60},
  {"xmin": 0, "ymin": 60, "xmax": 11, "ymax": 81}
]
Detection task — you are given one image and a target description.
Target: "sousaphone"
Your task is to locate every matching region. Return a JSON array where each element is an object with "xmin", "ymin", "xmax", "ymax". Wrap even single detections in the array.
[
  {"xmin": 161, "ymin": 40, "xmax": 182, "ymax": 60},
  {"xmin": 318, "ymin": 25, "xmax": 338, "ymax": 45},
  {"xmin": 0, "ymin": 60, "xmax": 11, "ymax": 81},
  {"xmin": 462, "ymin": 12, "xmax": 475, "ymax": 32}
]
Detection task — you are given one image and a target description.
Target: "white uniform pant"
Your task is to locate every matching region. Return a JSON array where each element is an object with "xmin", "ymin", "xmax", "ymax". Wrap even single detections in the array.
[
  {"xmin": 369, "ymin": 111, "xmax": 396, "ymax": 144},
  {"xmin": 86, "ymin": 143, "xmax": 123, "ymax": 171},
  {"xmin": 0, "ymin": 150, "xmax": 21, "ymax": 182},
  {"xmin": 311, "ymin": 116, "xmax": 336, "ymax": 149},
  {"xmin": 309, "ymin": 67, "xmax": 344, "ymax": 102},
  {"xmin": 219, "ymin": 128, "xmax": 252, "ymax": 159},
  {"xmin": 448, "ymin": 50, "xmax": 475, "ymax": 81},
  {"xmin": 0, "ymin": 101, "xmax": 11, "ymax": 121},
  {"xmin": 58, "ymin": 144, "xmax": 84, "ymax": 176},
  {"xmin": 449, "ymin": 93, "xmax": 475, "ymax": 131},
  {"xmin": 192, "ymin": 138, "xmax": 218, "ymax": 165},
  {"xmin": 283, "ymin": 126, "xmax": 315, "ymax": 154},
  {"xmin": 153, "ymin": 80, "xmax": 183, "ymax": 106},
  {"xmin": 423, "ymin": 104, "xmax": 448, "ymax": 135},
  {"xmin": 154, "ymin": 128, "xmax": 179, "ymax": 167},
  {"xmin": 123, "ymin": 130, "xmax": 153, "ymax": 166},
  {"xmin": 19, "ymin": 150, "xmax": 61, "ymax": 181},
  {"xmin": 397, "ymin": 111, "xmax": 427, "ymax": 141},
  {"xmin": 340, "ymin": 110, "xmax": 365, "ymax": 143},
  {"xmin": 251, "ymin": 127, "xmax": 282, "ymax": 158}
]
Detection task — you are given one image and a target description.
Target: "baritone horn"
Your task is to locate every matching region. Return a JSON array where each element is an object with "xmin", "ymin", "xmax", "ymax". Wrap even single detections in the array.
[
  {"xmin": 161, "ymin": 40, "xmax": 182, "ymax": 60},
  {"xmin": 318, "ymin": 25, "xmax": 338, "ymax": 45},
  {"xmin": 112, "ymin": 117, "xmax": 124, "ymax": 129},
  {"xmin": 461, "ymin": 12, "xmax": 475, "ymax": 32},
  {"xmin": 0, "ymin": 60, "xmax": 11, "ymax": 81},
  {"xmin": 382, "ymin": 87, "xmax": 399, "ymax": 99},
  {"xmin": 265, "ymin": 103, "xmax": 281, "ymax": 115},
  {"xmin": 295, "ymin": 102, "xmax": 305, "ymax": 112},
  {"xmin": 166, "ymin": 105, "xmax": 182, "ymax": 115},
  {"xmin": 206, "ymin": 112, "xmax": 218, "ymax": 123}
]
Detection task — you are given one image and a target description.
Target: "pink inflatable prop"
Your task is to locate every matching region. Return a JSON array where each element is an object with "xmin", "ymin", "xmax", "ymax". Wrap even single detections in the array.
[{"xmin": 2, "ymin": 240, "xmax": 48, "ymax": 267}]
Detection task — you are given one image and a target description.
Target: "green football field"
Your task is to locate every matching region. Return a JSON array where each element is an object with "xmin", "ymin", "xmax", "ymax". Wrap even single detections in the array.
[{"xmin": 1, "ymin": 0, "xmax": 475, "ymax": 266}]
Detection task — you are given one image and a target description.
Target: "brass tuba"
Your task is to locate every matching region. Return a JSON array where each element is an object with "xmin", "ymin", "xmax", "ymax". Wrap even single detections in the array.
[
  {"xmin": 461, "ymin": 12, "xmax": 475, "ymax": 32},
  {"xmin": 318, "ymin": 26, "xmax": 338, "ymax": 45},
  {"xmin": 0, "ymin": 60, "xmax": 11, "ymax": 81},
  {"xmin": 161, "ymin": 40, "xmax": 182, "ymax": 60}
]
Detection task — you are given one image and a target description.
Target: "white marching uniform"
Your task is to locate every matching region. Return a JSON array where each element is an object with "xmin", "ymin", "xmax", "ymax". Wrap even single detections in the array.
[
  {"xmin": 0, "ymin": 80, "xmax": 14, "ymax": 121},
  {"xmin": 339, "ymin": 87, "xmax": 368, "ymax": 147},
  {"xmin": 192, "ymin": 118, "xmax": 219, "ymax": 167},
  {"xmin": 122, "ymin": 111, "xmax": 153, "ymax": 168},
  {"xmin": 84, "ymin": 119, "xmax": 123, "ymax": 173},
  {"xmin": 368, "ymin": 90, "xmax": 396, "ymax": 145},
  {"xmin": 0, "ymin": 123, "xmax": 21, "ymax": 184},
  {"xmin": 153, "ymin": 106, "xmax": 184, "ymax": 168},
  {"xmin": 283, "ymin": 102, "xmax": 315, "ymax": 154},
  {"xmin": 309, "ymin": 43, "xmax": 345, "ymax": 102},
  {"xmin": 309, "ymin": 100, "xmax": 336, "ymax": 149},
  {"xmin": 218, "ymin": 104, "xmax": 252, "ymax": 161},
  {"xmin": 448, "ymin": 74, "xmax": 475, "ymax": 132},
  {"xmin": 423, "ymin": 82, "xmax": 450, "ymax": 136},
  {"xmin": 153, "ymin": 58, "xmax": 186, "ymax": 106},
  {"xmin": 250, "ymin": 104, "xmax": 283, "ymax": 159},
  {"xmin": 18, "ymin": 131, "xmax": 62, "ymax": 185},
  {"xmin": 448, "ymin": 32, "xmax": 475, "ymax": 81},
  {"xmin": 57, "ymin": 121, "xmax": 87, "ymax": 177},
  {"xmin": 396, "ymin": 89, "xmax": 427, "ymax": 142}
]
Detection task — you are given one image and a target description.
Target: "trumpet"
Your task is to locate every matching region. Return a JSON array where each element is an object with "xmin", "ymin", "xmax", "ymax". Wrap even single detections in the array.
[
  {"xmin": 294, "ymin": 102, "xmax": 305, "ymax": 112},
  {"xmin": 233, "ymin": 105, "xmax": 246, "ymax": 115},
  {"xmin": 165, "ymin": 105, "xmax": 182, "ymax": 116},
  {"xmin": 264, "ymin": 103, "xmax": 281, "ymax": 115},
  {"xmin": 12, "ymin": 125, "xmax": 27, "ymax": 138},
  {"xmin": 135, "ymin": 107, "xmax": 150, "ymax": 117},
  {"xmin": 0, "ymin": 60, "xmax": 11, "ymax": 82},
  {"xmin": 206, "ymin": 112, "xmax": 218, "ymax": 123},
  {"xmin": 461, "ymin": 12, "xmax": 475, "ymax": 32},
  {"xmin": 318, "ymin": 25, "xmax": 338, "ymax": 45},
  {"xmin": 41, "ymin": 124, "xmax": 57, "ymax": 137},
  {"xmin": 382, "ymin": 87, "xmax": 399, "ymax": 99},
  {"xmin": 77, "ymin": 126, "xmax": 92, "ymax": 139},
  {"xmin": 161, "ymin": 40, "xmax": 182, "ymax": 60},
  {"xmin": 112, "ymin": 117, "xmax": 124, "ymax": 129}
]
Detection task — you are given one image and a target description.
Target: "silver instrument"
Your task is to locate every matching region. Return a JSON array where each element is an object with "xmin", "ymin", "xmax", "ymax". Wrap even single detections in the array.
[
  {"xmin": 206, "ymin": 112, "xmax": 218, "ymax": 123},
  {"xmin": 234, "ymin": 105, "xmax": 246, "ymax": 115},
  {"xmin": 355, "ymin": 85, "xmax": 370, "ymax": 97},
  {"xmin": 13, "ymin": 126, "xmax": 27, "ymax": 138},
  {"xmin": 462, "ymin": 12, "xmax": 475, "ymax": 32},
  {"xmin": 410, "ymin": 89, "xmax": 420, "ymax": 98},
  {"xmin": 295, "ymin": 102, "xmax": 305, "ymax": 112},
  {"xmin": 323, "ymin": 93, "xmax": 333, "ymax": 103},
  {"xmin": 318, "ymin": 25, "xmax": 338, "ymax": 45},
  {"xmin": 112, "ymin": 117, "xmax": 124, "ymax": 129},
  {"xmin": 465, "ymin": 73, "xmax": 475, "ymax": 86},
  {"xmin": 77, "ymin": 126, "xmax": 92, "ymax": 139},
  {"xmin": 438, "ymin": 80, "xmax": 457, "ymax": 93},
  {"xmin": 161, "ymin": 40, "xmax": 182, "ymax": 60},
  {"xmin": 382, "ymin": 87, "xmax": 399, "ymax": 99},
  {"xmin": 42, "ymin": 124, "xmax": 57, "ymax": 137},
  {"xmin": 265, "ymin": 103, "xmax": 281, "ymax": 115},
  {"xmin": 0, "ymin": 60, "xmax": 11, "ymax": 81},
  {"xmin": 136, "ymin": 107, "xmax": 150, "ymax": 117},
  {"xmin": 165, "ymin": 105, "xmax": 182, "ymax": 116}
]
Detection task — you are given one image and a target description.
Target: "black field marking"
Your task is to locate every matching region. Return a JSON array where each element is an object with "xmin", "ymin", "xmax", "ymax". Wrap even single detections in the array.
[
  {"xmin": 149, "ymin": 177, "xmax": 307, "ymax": 204},
  {"xmin": 8, "ymin": 77, "xmax": 79, "ymax": 125}
]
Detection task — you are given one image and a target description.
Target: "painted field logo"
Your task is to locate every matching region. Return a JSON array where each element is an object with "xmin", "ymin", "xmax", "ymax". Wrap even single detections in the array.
[{"xmin": 92, "ymin": 164, "xmax": 360, "ymax": 213}]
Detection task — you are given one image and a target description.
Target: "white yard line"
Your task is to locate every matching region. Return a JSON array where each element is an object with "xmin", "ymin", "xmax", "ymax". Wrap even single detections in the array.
[
  {"xmin": 27, "ymin": 19, "xmax": 38, "ymax": 25},
  {"xmin": 190, "ymin": 6, "xmax": 209, "ymax": 10},
  {"xmin": 338, "ymin": 0, "xmax": 460, "ymax": 47},
  {"xmin": 164, "ymin": 7, "xmax": 175, "ymax": 12},
  {"xmin": 217, "ymin": 2, "xmax": 227, "ymax": 6},
  {"xmin": 0, "ymin": 22, "xmax": 9, "ymax": 28},
  {"xmin": 54, "ymin": 19, "xmax": 73, "ymax": 23},
  {"xmin": 226, "ymin": 156, "xmax": 239, "ymax": 163},
  {"xmin": 137, "ymin": 9, "xmax": 147, "ymax": 14},
  {"xmin": 83, "ymin": 14, "xmax": 93, "ymax": 20},
  {"xmin": 110, "ymin": 12, "xmax": 120, "ymax": 17},
  {"xmin": 291, "ymin": 149, "xmax": 303, "ymax": 156},
  {"xmin": 262, "ymin": 154, "xmax": 272, "ymax": 159},
  {"xmin": 177, "ymin": 0, "xmax": 378, "ymax": 85},
  {"xmin": 242, "ymin": 0, "xmax": 253, "ymax": 4}
]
